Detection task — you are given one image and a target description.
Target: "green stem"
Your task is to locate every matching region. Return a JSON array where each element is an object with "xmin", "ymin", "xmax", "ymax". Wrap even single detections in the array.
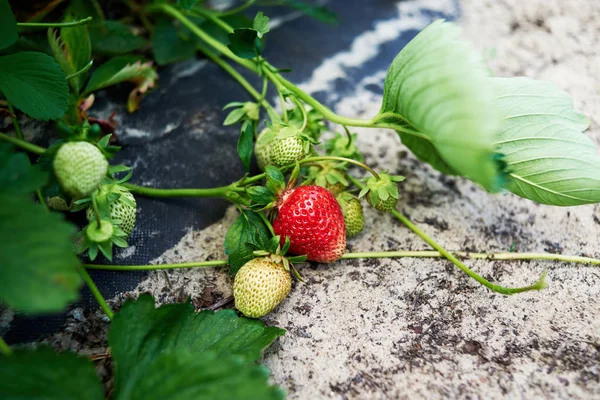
[
  {"xmin": 0, "ymin": 337, "xmax": 12, "ymax": 356},
  {"xmin": 85, "ymin": 260, "xmax": 227, "ymax": 271},
  {"xmin": 258, "ymin": 211, "xmax": 275, "ymax": 236},
  {"xmin": 123, "ymin": 182, "xmax": 245, "ymax": 198},
  {"xmin": 195, "ymin": 42, "xmax": 278, "ymax": 121},
  {"xmin": 77, "ymin": 265, "xmax": 114, "ymax": 319},
  {"xmin": 0, "ymin": 132, "xmax": 45, "ymax": 155},
  {"xmin": 83, "ymin": 250, "xmax": 600, "ymax": 272},
  {"xmin": 91, "ymin": 193, "xmax": 102, "ymax": 229},
  {"xmin": 215, "ymin": 0, "xmax": 257, "ymax": 17},
  {"xmin": 302, "ymin": 156, "xmax": 380, "ymax": 179},
  {"xmin": 17, "ymin": 16, "xmax": 93, "ymax": 28},
  {"xmin": 7, "ymin": 104, "xmax": 47, "ymax": 210},
  {"xmin": 290, "ymin": 97, "xmax": 308, "ymax": 131},
  {"xmin": 66, "ymin": 60, "xmax": 93, "ymax": 80},
  {"xmin": 347, "ymin": 175, "xmax": 546, "ymax": 295},
  {"xmin": 341, "ymin": 251, "xmax": 600, "ymax": 265}
]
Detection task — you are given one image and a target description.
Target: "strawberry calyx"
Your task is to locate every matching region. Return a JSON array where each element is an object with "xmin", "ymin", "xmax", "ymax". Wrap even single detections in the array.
[
  {"xmin": 250, "ymin": 235, "xmax": 307, "ymax": 281},
  {"xmin": 358, "ymin": 172, "xmax": 405, "ymax": 212}
]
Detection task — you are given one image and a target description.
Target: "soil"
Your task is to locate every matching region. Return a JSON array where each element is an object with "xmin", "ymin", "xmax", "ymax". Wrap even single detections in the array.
[{"xmin": 21, "ymin": 0, "xmax": 600, "ymax": 399}]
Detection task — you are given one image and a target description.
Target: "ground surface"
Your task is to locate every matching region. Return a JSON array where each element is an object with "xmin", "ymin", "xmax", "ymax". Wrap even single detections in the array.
[{"xmin": 14, "ymin": 0, "xmax": 600, "ymax": 398}]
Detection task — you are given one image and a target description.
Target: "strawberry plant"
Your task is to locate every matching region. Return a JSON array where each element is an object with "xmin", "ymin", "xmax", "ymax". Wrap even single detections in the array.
[{"xmin": 1, "ymin": 0, "xmax": 599, "ymax": 398}]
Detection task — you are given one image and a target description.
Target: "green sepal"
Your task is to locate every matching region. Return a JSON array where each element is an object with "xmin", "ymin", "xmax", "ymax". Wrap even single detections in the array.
[
  {"xmin": 265, "ymin": 165, "xmax": 285, "ymax": 195},
  {"xmin": 246, "ymin": 186, "xmax": 276, "ymax": 206}
]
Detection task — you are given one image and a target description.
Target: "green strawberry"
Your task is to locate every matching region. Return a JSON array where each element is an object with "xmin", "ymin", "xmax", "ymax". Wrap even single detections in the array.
[
  {"xmin": 86, "ymin": 184, "xmax": 137, "ymax": 238},
  {"xmin": 255, "ymin": 127, "xmax": 276, "ymax": 171},
  {"xmin": 270, "ymin": 127, "xmax": 313, "ymax": 168},
  {"xmin": 233, "ymin": 256, "xmax": 292, "ymax": 318},
  {"xmin": 53, "ymin": 141, "xmax": 108, "ymax": 198},
  {"xmin": 337, "ymin": 192, "xmax": 365, "ymax": 238},
  {"xmin": 359, "ymin": 172, "xmax": 405, "ymax": 212}
]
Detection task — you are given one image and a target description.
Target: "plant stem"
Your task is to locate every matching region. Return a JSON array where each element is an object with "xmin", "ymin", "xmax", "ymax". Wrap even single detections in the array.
[
  {"xmin": 0, "ymin": 132, "xmax": 45, "ymax": 155},
  {"xmin": 215, "ymin": 0, "xmax": 257, "ymax": 17},
  {"xmin": 66, "ymin": 60, "xmax": 93, "ymax": 80},
  {"xmin": 91, "ymin": 193, "xmax": 102, "ymax": 228},
  {"xmin": 302, "ymin": 156, "xmax": 380, "ymax": 179},
  {"xmin": 0, "ymin": 337, "xmax": 12, "ymax": 356},
  {"xmin": 195, "ymin": 42, "xmax": 279, "ymax": 121},
  {"xmin": 17, "ymin": 16, "xmax": 93, "ymax": 28},
  {"xmin": 7, "ymin": 104, "xmax": 47, "ymax": 210},
  {"xmin": 341, "ymin": 251, "xmax": 600, "ymax": 265},
  {"xmin": 85, "ymin": 260, "xmax": 227, "ymax": 271},
  {"xmin": 83, "ymin": 250, "xmax": 600, "ymax": 272},
  {"xmin": 123, "ymin": 182, "xmax": 245, "ymax": 198},
  {"xmin": 77, "ymin": 265, "xmax": 114, "ymax": 319},
  {"xmin": 347, "ymin": 175, "xmax": 546, "ymax": 295}
]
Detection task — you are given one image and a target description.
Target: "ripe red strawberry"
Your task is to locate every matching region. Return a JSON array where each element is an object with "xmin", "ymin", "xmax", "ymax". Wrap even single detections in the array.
[{"xmin": 273, "ymin": 185, "xmax": 346, "ymax": 263}]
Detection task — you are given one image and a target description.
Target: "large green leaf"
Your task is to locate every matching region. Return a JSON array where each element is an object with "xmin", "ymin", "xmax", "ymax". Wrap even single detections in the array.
[
  {"xmin": 0, "ymin": 145, "xmax": 81, "ymax": 313},
  {"xmin": 376, "ymin": 20, "xmax": 502, "ymax": 191},
  {"xmin": 0, "ymin": 195, "xmax": 82, "ymax": 313},
  {"xmin": 224, "ymin": 209, "xmax": 270, "ymax": 275},
  {"xmin": 0, "ymin": 52, "xmax": 70, "ymax": 120},
  {"xmin": 110, "ymin": 295, "xmax": 285, "ymax": 398},
  {"xmin": 491, "ymin": 77, "xmax": 599, "ymax": 206},
  {"xmin": 0, "ymin": 0, "xmax": 18, "ymax": 50},
  {"xmin": 122, "ymin": 350, "xmax": 285, "ymax": 400},
  {"xmin": 48, "ymin": 20, "xmax": 91, "ymax": 93},
  {"xmin": 0, "ymin": 347, "xmax": 104, "ymax": 400},
  {"xmin": 84, "ymin": 56, "xmax": 158, "ymax": 112},
  {"xmin": 90, "ymin": 20, "xmax": 147, "ymax": 56},
  {"xmin": 152, "ymin": 18, "xmax": 196, "ymax": 66}
]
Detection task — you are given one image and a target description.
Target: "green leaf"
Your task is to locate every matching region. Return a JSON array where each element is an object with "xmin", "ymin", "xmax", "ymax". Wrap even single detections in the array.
[
  {"xmin": 376, "ymin": 20, "xmax": 502, "ymax": 192},
  {"xmin": 280, "ymin": 0, "xmax": 338, "ymax": 24},
  {"xmin": 89, "ymin": 20, "xmax": 146, "ymax": 56},
  {"xmin": 152, "ymin": 18, "xmax": 196, "ymax": 66},
  {"xmin": 247, "ymin": 186, "xmax": 275, "ymax": 205},
  {"xmin": 0, "ymin": 0, "xmax": 18, "ymax": 50},
  {"xmin": 199, "ymin": 14, "xmax": 253, "ymax": 46},
  {"xmin": 224, "ymin": 210, "xmax": 270, "ymax": 275},
  {"xmin": 224, "ymin": 107, "xmax": 247, "ymax": 126},
  {"xmin": 110, "ymin": 295, "xmax": 285, "ymax": 398},
  {"xmin": 125, "ymin": 350, "xmax": 285, "ymax": 400},
  {"xmin": 491, "ymin": 77, "xmax": 600, "ymax": 206},
  {"xmin": 48, "ymin": 22, "xmax": 92, "ymax": 94},
  {"xmin": 238, "ymin": 120, "xmax": 254, "ymax": 172},
  {"xmin": 253, "ymin": 12, "xmax": 270, "ymax": 38},
  {"xmin": 84, "ymin": 56, "xmax": 158, "ymax": 112},
  {"xmin": 65, "ymin": 0, "xmax": 104, "ymax": 20},
  {"xmin": 0, "ymin": 195, "xmax": 81, "ymax": 313},
  {"xmin": 0, "ymin": 144, "xmax": 48, "ymax": 195},
  {"xmin": 0, "ymin": 52, "xmax": 70, "ymax": 120},
  {"xmin": 265, "ymin": 165, "xmax": 285, "ymax": 194},
  {"xmin": 177, "ymin": 0, "xmax": 201, "ymax": 10},
  {"xmin": 0, "ymin": 347, "xmax": 104, "ymax": 400},
  {"xmin": 228, "ymin": 28, "xmax": 261, "ymax": 59}
]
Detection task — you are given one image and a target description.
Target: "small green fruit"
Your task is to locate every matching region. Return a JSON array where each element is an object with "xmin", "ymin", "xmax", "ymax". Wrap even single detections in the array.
[
  {"xmin": 337, "ymin": 192, "xmax": 365, "ymax": 238},
  {"xmin": 46, "ymin": 196, "xmax": 71, "ymax": 211},
  {"xmin": 233, "ymin": 257, "xmax": 292, "ymax": 318},
  {"xmin": 255, "ymin": 128, "xmax": 275, "ymax": 171},
  {"xmin": 270, "ymin": 127, "xmax": 310, "ymax": 168},
  {"xmin": 86, "ymin": 185, "xmax": 137, "ymax": 238},
  {"xmin": 53, "ymin": 142, "xmax": 108, "ymax": 198}
]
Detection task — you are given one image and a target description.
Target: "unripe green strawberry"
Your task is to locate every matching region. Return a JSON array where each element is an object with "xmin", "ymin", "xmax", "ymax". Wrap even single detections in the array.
[
  {"xmin": 233, "ymin": 257, "xmax": 292, "ymax": 318},
  {"xmin": 255, "ymin": 128, "xmax": 274, "ymax": 171},
  {"xmin": 53, "ymin": 142, "xmax": 108, "ymax": 198},
  {"xmin": 270, "ymin": 127, "xmax": 310, "ymax": 168},
  {"xmin": 47, "ymin": 196, "xmax": 71, "ymax": 211},
  {"xmin": 367, "ymin": 194, "xmax": 398, "ymax": 212},
  {"xmin": 337, "ymin": 192, "xmax": 365, "ymax": 238},
  {"xmin": 359, "ymin": 172, "xmax": 405, "ymax": 212},
  {"xmin": 86, "ymin": 185, "xmax": 137, "ymax": 238}
]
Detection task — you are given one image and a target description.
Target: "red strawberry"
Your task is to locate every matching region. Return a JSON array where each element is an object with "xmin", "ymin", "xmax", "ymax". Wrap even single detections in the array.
[{"xmin": 273, "ymin": 185, "xmax": 346, "ymax": 263}]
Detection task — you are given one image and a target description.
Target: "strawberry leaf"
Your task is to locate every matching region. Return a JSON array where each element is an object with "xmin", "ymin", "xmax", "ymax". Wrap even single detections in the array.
[
  {"xmin": 0, "ymin": 52, "xmax": 70, "ymax": 121},
  {"xmin": 152, "ymin": 18, "xmax": 196, "ymax": 66},
  {"xmin": 0, "ymin": 0, "xmax": 18, "ymax": 50},
  {"xmin": 110, "ymin": 295, "xmax": 285, "ymax": 399},
  {"xmin": 228, "ymin": 28, "xmax": 262, "ymax": 59},
  {"xmin": 375, "ymin": 20, "xmax": 502, "ymax": 192},
  {"xmin": 0, "ymin": 144, "xmax": 48, "ymax": 195},
  {"xmin": 491, "ymin": 77, "xmax": 600, "ymax": 206},
  {"xmin": 253, "ymin": 12, "xmax": 270, "ymax": 38},
  {"xmin": 89, "ymin": 20, "xmax": 146, "ymax": 56},
  {"xmin": 247, "ymin": 186, "xmax": 275, "ymax": 206},
  {"xmin": 238, "ymin": 120, "xmax": 254, "ymax": 172},
  {"xmin": 0, "ymin": 347, "xmax": 104, "ymax": 400},
  {"xmin": 84, "ymin": 56, "xmax": 158, "ymax": 112},
  {"xmin": 224, "ymin": 210, "xmax": 270, "ymax": 275}
]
